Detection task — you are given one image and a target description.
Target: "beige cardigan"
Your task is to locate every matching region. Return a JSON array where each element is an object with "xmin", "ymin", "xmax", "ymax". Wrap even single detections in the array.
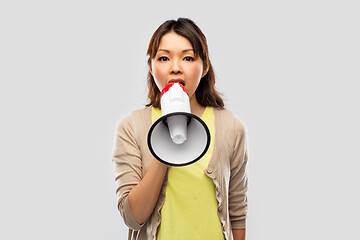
[{"xmin": 112, "ymin": 107, "xmax": 249, "ymax": 240}]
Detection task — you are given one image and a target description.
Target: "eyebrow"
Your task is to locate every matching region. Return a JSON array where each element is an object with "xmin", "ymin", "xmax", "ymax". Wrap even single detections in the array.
[{"xmin": 158, "ymin": 49, "xmax": 194, "ymax": 53}]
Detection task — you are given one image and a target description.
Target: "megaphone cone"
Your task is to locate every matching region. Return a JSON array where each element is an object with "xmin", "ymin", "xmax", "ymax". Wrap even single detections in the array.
[{"xmin": 147, "ymin": 83, "xmax": 210, "ymax": 166}]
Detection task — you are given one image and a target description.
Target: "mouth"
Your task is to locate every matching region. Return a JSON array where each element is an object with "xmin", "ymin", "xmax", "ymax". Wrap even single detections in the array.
[{"xmin": 168, "ymin": 79, "xmax": 185, "ymax": 86}]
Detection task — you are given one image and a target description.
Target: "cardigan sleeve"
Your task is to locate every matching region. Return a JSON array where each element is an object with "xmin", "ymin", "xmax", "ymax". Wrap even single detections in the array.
[
  {"xmin": 228, "ymin": 115, "xmax": 249, "ymax": 229},
  {"xmin": 112, "ymin": 113, "xmax": 145, "ymax": 231}
]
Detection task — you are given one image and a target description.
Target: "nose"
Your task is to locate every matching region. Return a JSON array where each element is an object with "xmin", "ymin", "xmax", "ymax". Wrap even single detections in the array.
[{"xmin": 170, "ymin": 59, "xmax": 182, "ymax": 74}]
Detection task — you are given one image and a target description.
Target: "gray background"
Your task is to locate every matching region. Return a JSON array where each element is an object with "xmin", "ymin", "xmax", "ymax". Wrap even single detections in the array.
[{"xmin": 1, "ymin": 0, "xmax": 359, "ymax": 239}]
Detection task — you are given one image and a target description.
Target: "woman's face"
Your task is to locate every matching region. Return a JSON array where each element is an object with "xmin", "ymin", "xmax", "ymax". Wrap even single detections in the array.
[{"xmin": 150, "ymin": 32, "xmax": 207, "ymax": 100}]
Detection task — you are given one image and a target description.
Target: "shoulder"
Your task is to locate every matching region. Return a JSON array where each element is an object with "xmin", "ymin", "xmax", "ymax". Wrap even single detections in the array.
[
  {"xmin": 115, "ymin": 107, "xmax": 151, "ymax": 133},
  {"xmin": 213, "ymin": 107, "xmax": 248, "ymax": 136}
]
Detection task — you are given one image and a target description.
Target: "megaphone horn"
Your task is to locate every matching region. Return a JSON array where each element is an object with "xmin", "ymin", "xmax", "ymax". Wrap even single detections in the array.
[{"xmin": 147, "ymin": 82, "xmax": 211, "ymax": 166}]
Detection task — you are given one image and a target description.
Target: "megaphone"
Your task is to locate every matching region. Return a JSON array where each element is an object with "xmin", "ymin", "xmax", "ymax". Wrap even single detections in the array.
[{"xmin": 147, "ymin": 82, "xmax": 211, "ymax": 167}]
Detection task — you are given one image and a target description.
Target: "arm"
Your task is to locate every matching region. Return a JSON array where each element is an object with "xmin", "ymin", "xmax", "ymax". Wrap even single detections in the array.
[
  {"xmin": 128, "ymin": 158, "xmax": 168, "ymax": 224},
  {"xmin": 229, "ymin": 116, "xmax": 249, "ymax": 233},
  {"xmin": 232, "ymin": 229, "xmax": 246, "ymax": 240},
  {"xmin": 112, "ymin": 114, "xmax": 168, "ymax": 230}
]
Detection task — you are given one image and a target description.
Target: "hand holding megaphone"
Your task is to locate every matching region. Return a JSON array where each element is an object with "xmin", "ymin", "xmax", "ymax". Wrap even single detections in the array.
[{"xmin": 147, "ymin": 82, "xmax": 211, "ymax": 166}]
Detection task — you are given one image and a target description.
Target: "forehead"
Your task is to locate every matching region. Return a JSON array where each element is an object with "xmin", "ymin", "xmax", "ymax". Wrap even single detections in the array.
[{"xmin": 158, "ymin": 32, "xmax": 193, "ymax": 51}]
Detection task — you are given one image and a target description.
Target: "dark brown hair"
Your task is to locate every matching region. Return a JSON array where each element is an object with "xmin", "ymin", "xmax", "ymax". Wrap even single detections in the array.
[{"xmin": 146, "ymin": 18, "xmax": 224, "ymax": 109}]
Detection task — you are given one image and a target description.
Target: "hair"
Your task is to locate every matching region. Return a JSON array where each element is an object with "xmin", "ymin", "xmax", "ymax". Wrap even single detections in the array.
[{"xmin": 145, "ymin": 18, "xmax": 224, "ymax": 109}]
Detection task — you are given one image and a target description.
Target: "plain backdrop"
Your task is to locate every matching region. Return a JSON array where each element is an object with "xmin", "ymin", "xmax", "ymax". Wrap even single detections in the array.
[{"xmin": 1, "ymin": 0, "xmax": 359, "ymax": 239}]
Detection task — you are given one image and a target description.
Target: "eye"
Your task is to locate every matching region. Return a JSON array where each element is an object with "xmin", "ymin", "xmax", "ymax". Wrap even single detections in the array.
[
  {"xmin": 184, "ymin": 56, "xmax": 194, "ymax": 61},
  {"xmin": 158, "ymin": 56, "xmax": 169, "ymax": 61}
]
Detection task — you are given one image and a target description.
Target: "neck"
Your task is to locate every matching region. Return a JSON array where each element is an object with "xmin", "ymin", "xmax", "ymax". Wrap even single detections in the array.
[{"xmin": 190, "ymin": 94, "xmax": 205, "ymax": 117}]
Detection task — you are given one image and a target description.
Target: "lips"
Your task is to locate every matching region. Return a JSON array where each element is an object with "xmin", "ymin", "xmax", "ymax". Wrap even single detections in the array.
[{"xmin": 168, "ymin": 78, "xmax": 185, "ymax": 86}]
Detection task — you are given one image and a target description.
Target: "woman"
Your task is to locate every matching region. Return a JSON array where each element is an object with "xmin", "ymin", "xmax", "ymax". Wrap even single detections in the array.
[{"xmin": 112, "ymin": 18, "xmax": 249, "ymax": 240}]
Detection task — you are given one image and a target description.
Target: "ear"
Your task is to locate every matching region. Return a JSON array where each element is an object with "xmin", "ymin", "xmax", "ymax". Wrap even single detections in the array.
[{"xmin": 201, "ymin": 66, "xmax": 209, "ymax": 78}]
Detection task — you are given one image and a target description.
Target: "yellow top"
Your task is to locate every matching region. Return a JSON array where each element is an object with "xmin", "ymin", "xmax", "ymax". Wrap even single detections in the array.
[{"xmin": 152, "ymin": 106, "xmax": 224, "ymax": 240}]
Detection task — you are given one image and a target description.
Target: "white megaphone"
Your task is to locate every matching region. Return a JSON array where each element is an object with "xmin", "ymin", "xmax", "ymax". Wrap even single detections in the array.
[{"xmin": 147, "ymin": 82, "xmax": 210, "ymax": 166}]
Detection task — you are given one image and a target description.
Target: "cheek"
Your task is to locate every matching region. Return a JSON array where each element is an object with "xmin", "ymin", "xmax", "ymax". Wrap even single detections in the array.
[
  {"xmin": 186, "ymin": 65, "xmax": 203, "ymax": 94},
  {"xmin": 153, "ymin": 65, "xmax": 165, "ymax": 78},
  {"xmin": 189, "ymin": 64, "xmax": 203, "ymax": 82},
  {"xmin": 152, "ymin": 64, "xmax": 167, "ymax": 89}
]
